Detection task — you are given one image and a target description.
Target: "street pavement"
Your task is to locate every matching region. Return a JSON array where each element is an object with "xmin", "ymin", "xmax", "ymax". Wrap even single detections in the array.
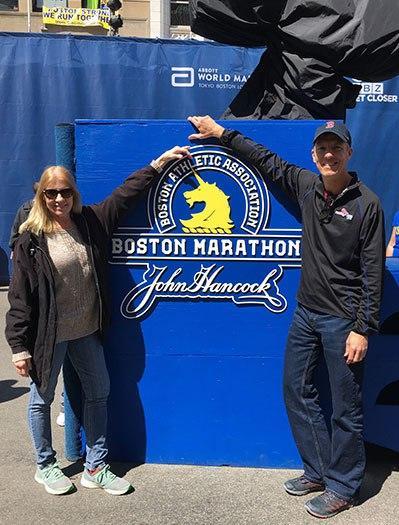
[{"xmin": 1, "ymin": 286, "xmax": 398, "ymax": 525}]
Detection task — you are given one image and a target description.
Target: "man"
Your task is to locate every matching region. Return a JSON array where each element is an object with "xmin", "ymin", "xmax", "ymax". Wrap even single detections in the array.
[
  {"xmin": 8, "ymin": 182, "xmax": 38, "ymax": 253},
  {"xmin": 187, "ymin": 116, "xmax": 385, "ymax": 518}
]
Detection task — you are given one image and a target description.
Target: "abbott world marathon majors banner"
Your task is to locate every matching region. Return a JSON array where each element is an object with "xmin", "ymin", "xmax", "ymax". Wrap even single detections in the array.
[
  {"xmin": 0, "ymin": 34, "xmax": 262, "ymax": 284},
  {"xmin": 1, "ymin": 33, "xmax": 399, "ymax": 284},
  {"xmin": 75, "ymin": 119, "xmax": 321, "ymax": 467}
]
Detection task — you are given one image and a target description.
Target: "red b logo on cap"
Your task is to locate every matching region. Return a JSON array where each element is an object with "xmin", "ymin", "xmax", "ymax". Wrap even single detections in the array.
[{"xmin": 326, "ymin": 121, "xmax": 335, "ymax": 128}]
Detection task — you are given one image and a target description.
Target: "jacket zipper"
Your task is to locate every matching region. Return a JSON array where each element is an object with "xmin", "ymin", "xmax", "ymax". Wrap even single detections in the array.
[
  {"xmin": 316, "ymin": 178, "xmax": 359, "ymax": 204},
  {"xmin": 83, "ymin": 217, "xmax": 103, "ymax": 333},
  {"xmin": 332, "ymin": 186, "xmax": 354, "ymax": 206}
]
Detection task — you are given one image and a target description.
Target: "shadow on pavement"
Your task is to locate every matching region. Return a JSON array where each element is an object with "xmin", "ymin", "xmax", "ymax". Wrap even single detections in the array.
[
  {"xmin": 62, "ymin": 458, "xmax": 85, "ymax": 478},
  {"xmin": 0, "ymin": 379, "xmax": 29, "ymax": 403},
  {"xmin": 109, "ymin": 461, "xmax": 144, "ymax": 477},
  {"xmin": 62, "ymin": 459, "xmax": 143, "ymax": 479},
  {"xmin": 358, "ymin": 443, "xmax": 399, "ymax": 504}
]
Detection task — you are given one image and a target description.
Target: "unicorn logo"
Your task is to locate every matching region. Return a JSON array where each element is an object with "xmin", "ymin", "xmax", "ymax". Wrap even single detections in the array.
[{"xmin": 180, "ymin": 170, "xmax": 234, "ymax": 234}]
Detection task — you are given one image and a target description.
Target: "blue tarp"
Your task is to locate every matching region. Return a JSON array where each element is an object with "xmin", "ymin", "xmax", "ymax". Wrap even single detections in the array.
[
  {"xmin": 0, "ymin": 32, "xmax": 261, "ymax": 282},
  {"xmin": 1, "ymin": 32, "xmax": 399, "ymax": 282}
]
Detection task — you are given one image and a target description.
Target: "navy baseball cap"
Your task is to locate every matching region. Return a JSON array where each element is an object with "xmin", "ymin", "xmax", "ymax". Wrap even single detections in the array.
[{"xmin": 313, "ymin": 121, "xmax": 352, "ymax": 146}]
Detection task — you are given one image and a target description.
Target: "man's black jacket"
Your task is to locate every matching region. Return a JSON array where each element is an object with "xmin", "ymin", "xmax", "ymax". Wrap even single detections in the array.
[
  {"xmin": 5, "ymin": 165, "xmax": 158, "ymax": 393},
  {"xmin": 9, "ymin": 200, "xmax": 33, "ymax": 250},
  {"xmin": 220, "ymin": 129, "xmax": 385, "ymax": 335}
]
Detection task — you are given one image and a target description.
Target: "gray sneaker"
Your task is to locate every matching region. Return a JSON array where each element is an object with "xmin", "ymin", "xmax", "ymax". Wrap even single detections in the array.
[
  {"xmin": 284, "ymin": 475, "xmax": 325, "ymax": 496},
  {"xmin": 305, "ymin": 490, "xmax": 353, "ymax": 518},
  {"xmin": 81, "ymin": 464, "xmax": 132, "ymax": 495},
  {"xmin": 34, "ymin": 462, "xmax": 74, "ymax": 495}
]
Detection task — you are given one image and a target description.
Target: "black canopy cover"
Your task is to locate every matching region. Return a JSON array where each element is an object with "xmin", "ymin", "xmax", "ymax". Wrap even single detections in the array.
[{"xmin": 189, "ymin": 1, "xmax": 399, "ymax": 119}]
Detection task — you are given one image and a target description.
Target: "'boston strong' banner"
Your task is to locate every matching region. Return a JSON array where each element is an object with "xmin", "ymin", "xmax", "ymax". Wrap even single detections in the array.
[{"xmin": 43, "ymin": 7, "xmax": 110, "ymax": 29}]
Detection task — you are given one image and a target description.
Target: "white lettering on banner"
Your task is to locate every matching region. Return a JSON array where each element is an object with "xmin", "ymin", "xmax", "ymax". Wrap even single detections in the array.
[
  {"xmin": 113, "ymin": 236, "xmax": 188, "ymax": 257},
  {"xmin": 353, "ymin": 79, "xmax": 399, "ymax": 104},
  {"xmin": 198, "ymin": 73, "xmax": 232, "ymax": 82},
  {"xmin": 171, "ymin": 67, "xmax": 250, "ymax": 91},
  {"xmin": 111, "ymin": 235, "xmax": 300, "ymax": 260},
  {"xmin": 120, "ymin": 264, "xmax": 287, "ymax": 319},
  {"xmin": 150, "ymin": 150, "xmax": 267, "ymax": 235}
]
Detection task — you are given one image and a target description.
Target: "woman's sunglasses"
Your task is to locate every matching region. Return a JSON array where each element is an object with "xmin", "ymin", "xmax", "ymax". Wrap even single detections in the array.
[{"xmin": 43, "ymin": 188, "xmax": 74, "ymax": 200}]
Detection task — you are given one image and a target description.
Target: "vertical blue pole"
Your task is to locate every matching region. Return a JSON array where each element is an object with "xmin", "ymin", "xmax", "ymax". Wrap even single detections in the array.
[
  {"xmin": 55, "ymin": 123, "xmax": 75, "ymax": 175},
  {"xmin": 54, "ymin": 123, "xmax": 85, "ymax": 460}
]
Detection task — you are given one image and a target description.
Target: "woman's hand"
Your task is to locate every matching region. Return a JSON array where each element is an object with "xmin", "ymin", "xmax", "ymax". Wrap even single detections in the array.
[
  {"xmin": 187, "ymin": 115, "xmax": 225, "ymax": 140},
  {"xmin": 14, "ymin": 358, "xmax": 32, "ymax": 377},
  {"xmin": 152, "ymin": 145, "xmax": 192, "ymax": 171},
  {"xmin": 386, "ymin": 226, "xmax": 396, "ymax": 257}
]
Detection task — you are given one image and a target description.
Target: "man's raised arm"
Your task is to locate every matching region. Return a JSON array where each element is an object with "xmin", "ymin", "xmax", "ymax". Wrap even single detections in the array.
[{"xmin": 187, "ymin": 115, "xmax": 315, "ymax": 204}]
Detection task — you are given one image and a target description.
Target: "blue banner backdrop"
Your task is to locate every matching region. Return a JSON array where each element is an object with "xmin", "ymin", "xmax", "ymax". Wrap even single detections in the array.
[
  {"xmin": 0, "ymin": 33, "xmax": 261, "ymax": 282},
  {"xmin": 1, "ymin": 32, "xmax": 399, "ymax": 283}
]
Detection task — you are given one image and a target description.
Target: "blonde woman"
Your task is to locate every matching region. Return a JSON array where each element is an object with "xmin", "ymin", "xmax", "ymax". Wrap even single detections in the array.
[{"xmin": 6, "ymin": 145, "xmax": 190, "ymax": 495}]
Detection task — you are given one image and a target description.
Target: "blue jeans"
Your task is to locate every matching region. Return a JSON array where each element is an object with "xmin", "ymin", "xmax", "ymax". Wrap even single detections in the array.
[
  {"xmin": 28, "ymin": 332, "xmax": 110, "ymax": 471},
  {"xmin": 283, "ymin": 304, "xmax": 365, "ymax": 501}
]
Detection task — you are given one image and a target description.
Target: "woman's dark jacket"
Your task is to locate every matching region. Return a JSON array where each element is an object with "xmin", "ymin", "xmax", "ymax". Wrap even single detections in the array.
[{"xmin": 5, "ymin": 165, "xmax": 158, "ymax": 393}]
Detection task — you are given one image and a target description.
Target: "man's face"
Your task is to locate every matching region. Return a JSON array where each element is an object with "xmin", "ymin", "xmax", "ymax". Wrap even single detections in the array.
[{"xmin": 312, "ymin": 134, "xmax": 352, "ymax": 179}]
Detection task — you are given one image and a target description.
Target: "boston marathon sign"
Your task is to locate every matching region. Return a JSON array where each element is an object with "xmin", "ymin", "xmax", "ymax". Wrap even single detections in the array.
[{"xmin": 111, "ymin": 146, "xmax": 302, "ymax": 319}]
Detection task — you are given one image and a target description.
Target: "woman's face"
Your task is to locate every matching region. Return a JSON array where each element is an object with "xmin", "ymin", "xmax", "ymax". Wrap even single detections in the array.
[{"xmin": 43, "ymin": 172, "xmax": 74, "ymax": 221}]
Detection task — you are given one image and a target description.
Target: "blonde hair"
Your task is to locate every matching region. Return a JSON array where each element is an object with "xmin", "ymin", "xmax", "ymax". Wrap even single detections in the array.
[{"xmin": 19, "ymin": 166, "xmax": 82, "ymax": 235}]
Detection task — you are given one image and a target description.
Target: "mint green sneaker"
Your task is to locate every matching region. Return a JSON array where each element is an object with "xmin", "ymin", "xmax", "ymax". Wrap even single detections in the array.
[
  {"xmin": 34, "ymin": 462, "xmax": 74, "ymax": 495},
  {"xmin": 81, "ymin": 464, "xmax": 132, "ymax": 495}
]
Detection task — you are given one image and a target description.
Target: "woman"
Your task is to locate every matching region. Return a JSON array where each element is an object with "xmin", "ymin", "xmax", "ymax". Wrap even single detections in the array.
[{"xmin": 5, "ymin": 145, "xmax": 190, "ymax": 496}]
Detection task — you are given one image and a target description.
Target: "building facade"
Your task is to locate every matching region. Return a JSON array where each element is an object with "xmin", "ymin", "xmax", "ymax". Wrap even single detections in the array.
[{"xmin": 0, "ymin": 0, "xmax": 196, "ymax": 38}]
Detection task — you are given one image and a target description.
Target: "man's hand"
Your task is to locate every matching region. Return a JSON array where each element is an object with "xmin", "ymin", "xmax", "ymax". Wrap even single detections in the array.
[
  {"xmin": 14, "ymin": 358, "xmax": 32, "ymax": 377},
  {"xmin": 152, "ymin": 145, "xmax": 192, "ymax": 171},
  {"xmin": 344, "ymin": 331, "xmax": 368, "ymax": 364},
  {"xmin": 187, "ymin": 115, "xmax": 225, "ymax": 141}
]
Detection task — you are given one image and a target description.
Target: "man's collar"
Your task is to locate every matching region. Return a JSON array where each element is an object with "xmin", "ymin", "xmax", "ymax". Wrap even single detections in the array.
[{"xmin": 315, "ymin": 171, "xmax": 359, "ymax": 197}]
